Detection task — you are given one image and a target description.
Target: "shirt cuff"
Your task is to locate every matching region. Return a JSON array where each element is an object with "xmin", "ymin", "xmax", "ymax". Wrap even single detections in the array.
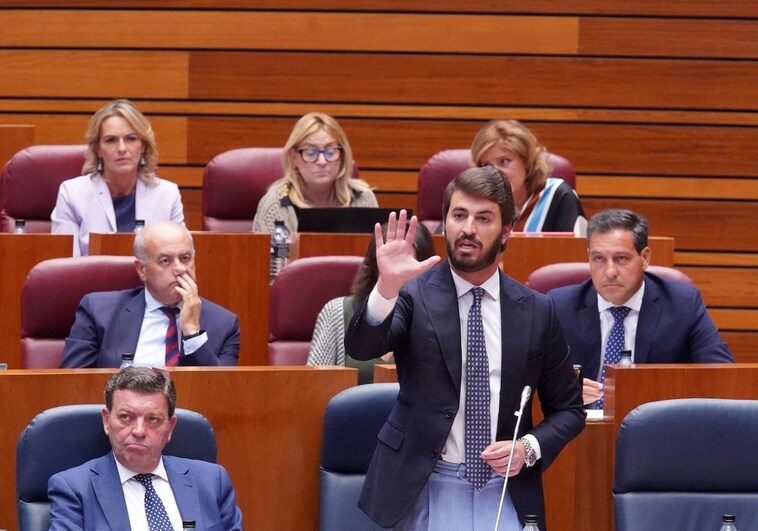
[
  {"xmin": 366, "ymin": 286, "xmax": 397, "ymax": 325},
  {"xmin": 181, "ymin": 331, "xmax": 208, "ymax": 355},
  {"xmin": 522, "ymin": 434, "xmax": 542, "ymax": 462}
]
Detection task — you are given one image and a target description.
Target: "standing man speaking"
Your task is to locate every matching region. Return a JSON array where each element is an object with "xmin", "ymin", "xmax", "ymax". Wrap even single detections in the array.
[{"xmin": 346, "ymin": 167, "xmax": 584, "ymax": 530}]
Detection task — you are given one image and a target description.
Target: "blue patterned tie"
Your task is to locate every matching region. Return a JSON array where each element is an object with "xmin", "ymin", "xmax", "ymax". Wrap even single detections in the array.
[
  {"xmin": 598, "ymin": 306, "xmax": 631, "ymax": 409},
  {"xmin": 159, "ymin": 307, "xmax": 181, "ymax": 367},
  {"xmin": 133, "ymin": 473, "xmax": 174, "ymax": 531},
  {"xmin": 465, "ymin": 287, "xmax": 491, "ymax": 490}
]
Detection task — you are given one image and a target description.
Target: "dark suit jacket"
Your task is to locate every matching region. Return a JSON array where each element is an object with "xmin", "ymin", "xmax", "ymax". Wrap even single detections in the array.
[
  {"xmin": 60, "ymin": 287, "xmax": 240, "ymax": 368},
  {"xmin": 548, "ymin": 272, "xmax": 733, "ymax": 380},
  {"xmin": 345, "ymin": 261, "xmax": 585, "ymax": 529},
  {"xmin": 48, "ymin": 453, "xmax": 242, "ymax": 530}
]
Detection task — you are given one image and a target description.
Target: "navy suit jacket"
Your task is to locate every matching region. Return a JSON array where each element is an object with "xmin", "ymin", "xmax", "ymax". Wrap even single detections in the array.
[
  {"xmin": 60, "ymin": 287, "xmax": 240, "ymax": 368},
  {"xmin": 548, "ymin": 272, "xmax": 733, "ymax": 380},
  {"xmin": 48, "ymin": 453, "xmax": 242, "ymax": 530},
  {"xmin": 345, "ymin": 261, "xmax": 585, "ymax": 529}
]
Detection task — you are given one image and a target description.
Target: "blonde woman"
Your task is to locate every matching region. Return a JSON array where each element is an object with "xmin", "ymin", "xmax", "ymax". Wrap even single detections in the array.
[
  {"xmin": 52, "ymin": 99, "xmax": 184, "ymax": 256},
  {"xmin": 471, "ymin": 119, "xmax": 586, "ymax": 235},
  {"xmin": 252, "ymin": 112, "xmax": 377, "ymax": 234}
]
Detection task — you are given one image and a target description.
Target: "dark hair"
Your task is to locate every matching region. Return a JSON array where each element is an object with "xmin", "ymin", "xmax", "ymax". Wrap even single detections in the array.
[
  {"xmin": 587, "ymin": 209, "xmax": 649, "ymax": 253},
  {"xmin": 350, "ymin": 222, "xmax": 436, "ymax": 301},
  {"xmin": 104, "ymin": 367, "xmax": 177, "ymax": 417},
  {"xmin": 442, "ymin": 166, "xmax": 518, "ymax": 225}
]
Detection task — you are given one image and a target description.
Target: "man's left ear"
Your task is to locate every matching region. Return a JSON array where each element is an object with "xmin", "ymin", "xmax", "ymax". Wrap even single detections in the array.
[{"xmin": 641, "ymin": 246, "xmax": 651, "ymax": 268}]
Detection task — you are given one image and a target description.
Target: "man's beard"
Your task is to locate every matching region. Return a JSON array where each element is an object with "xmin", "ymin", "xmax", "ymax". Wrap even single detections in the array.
[{"xmin": 445, "ymin": 234, "xmax": 501, "ymax": 273}]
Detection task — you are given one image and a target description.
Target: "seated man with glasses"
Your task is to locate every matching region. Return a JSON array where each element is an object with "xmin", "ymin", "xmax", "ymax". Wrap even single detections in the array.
[{"xmin": 252, "ymin": 112, "xmax": 378, "ymax": 234}]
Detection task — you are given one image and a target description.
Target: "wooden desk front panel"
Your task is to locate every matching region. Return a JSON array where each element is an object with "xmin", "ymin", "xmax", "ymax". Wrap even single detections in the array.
[
  {"xmin": 0, "ymin": 234, "xmax": 73, "ymax": 368},
  {"xmin": 88, "ymin": 232, "xmax": 271, "ymax": 365},
  {"xmin": 0, "ymin": 124, "xmax": 34, "ymax": 168},
  {"xmin": 0, "ymin": 367, "xmax": 356, "ymax": 531}
]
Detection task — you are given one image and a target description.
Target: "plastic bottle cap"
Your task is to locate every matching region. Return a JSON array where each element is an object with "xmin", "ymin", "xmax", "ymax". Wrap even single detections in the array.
[{"xmin": 723, "ymin": 514, "xmax": 736, "ymax": 523}]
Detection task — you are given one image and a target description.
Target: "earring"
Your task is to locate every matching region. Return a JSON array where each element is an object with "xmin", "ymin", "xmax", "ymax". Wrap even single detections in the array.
[
  {"xmin": 97, "ymin": 158, "xmax": 103, "ymax": 174},
  {"xmin": 139, "ymin": 155, "xmax": 146, "ymax": 167}
]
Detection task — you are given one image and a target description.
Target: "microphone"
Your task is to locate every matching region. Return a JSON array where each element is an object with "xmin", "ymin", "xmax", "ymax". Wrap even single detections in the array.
[{"xmin": 493, "ymin": 385, "xmax": 532, "ymax": 531}]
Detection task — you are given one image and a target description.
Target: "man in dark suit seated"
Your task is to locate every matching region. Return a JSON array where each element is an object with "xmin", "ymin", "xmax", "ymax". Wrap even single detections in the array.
[
  {"xmin": 345, "ymin": 167, "xmax": 584, "ymax": 530},
  {"xmin": 60, "ymin": 220, "xmax": 240, "ymax": 368},
  {"xmin": 548, "ymin": 209, "xmax": 734, "ymax": 407},
  {"xmin": 48, "ymin": 366, "xmax": 243, "ymax": 529}
]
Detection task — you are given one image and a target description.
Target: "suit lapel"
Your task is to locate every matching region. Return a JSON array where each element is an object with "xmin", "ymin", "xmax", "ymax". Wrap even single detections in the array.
[
  {"xmin": 91, "ymin": 454, "xmax": 131, "ymax": 531},
  {"xmin": 497, "ymin": 272, "xmax": 532, "ymax": 426},
  {"xmin": 119, "ymin": 289, "xmax": 147, "ymax": 354},
  {"xmin": 165, "ymin": 456, "xmax": 203, "ymax": 527},
  {"xmin": 93, "ymin": 177, "xmax": 117, "ymax": 232},
  {"xmin": 580, "ymin": 288, "xmax": 603, "ymax": 379},
  {"xmin": 634, "ymin": 276, "xmax": 660, "ymax": 363},
  {"xmin": 420, "ymin": 262, "xmax": 463, "ymax": 393}
]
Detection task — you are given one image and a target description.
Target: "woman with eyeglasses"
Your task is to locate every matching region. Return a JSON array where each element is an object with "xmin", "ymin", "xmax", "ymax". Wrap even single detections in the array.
[
  {"xmin": 252, "ymin": 112, "xmax": 377, "ymax": 234},
  {"xmin": 51, "ymin": 99, "xmax": 184, "ymax": 256}
]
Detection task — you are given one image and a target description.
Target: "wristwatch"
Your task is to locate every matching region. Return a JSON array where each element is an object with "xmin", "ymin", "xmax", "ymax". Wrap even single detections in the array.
[{"xmin": 519, "ymin": 437, "xmax": 538, "ymax": 467}]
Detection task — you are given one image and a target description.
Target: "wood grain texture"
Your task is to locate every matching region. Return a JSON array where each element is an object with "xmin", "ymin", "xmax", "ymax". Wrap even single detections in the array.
[
  {"xmin": 1, "ymin": 0, "xmax": 756, "ymax": 17},
  {"xmin": 580, "ymin": 18, "xmax": 758, "ymax": 58},
  {"xmin": 189, "ymin": 52, "xmax": 758, "ymax": 110},
  {"xmin": 0, "ymin": 50, "xmax": 188, "ymax": 99},
  {"xmin": 0, "ymin": 11, "xmax": 578, "ymax": 54},
  {"xmin": 0, "ymin": 124, "xmax": 34, "ymax": 168},
  {"xmin": 681, "ymin": 267, "xmax": 758, "ymax": 308},
  {"xmin": 583, "ymin": 199, "xmax": 758, "ymax": 252}
]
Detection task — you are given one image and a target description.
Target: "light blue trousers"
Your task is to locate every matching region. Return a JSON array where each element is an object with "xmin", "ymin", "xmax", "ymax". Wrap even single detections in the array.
[{"xmin": 393, "ymin": 460, "xmax": 521, "ymax": 531}]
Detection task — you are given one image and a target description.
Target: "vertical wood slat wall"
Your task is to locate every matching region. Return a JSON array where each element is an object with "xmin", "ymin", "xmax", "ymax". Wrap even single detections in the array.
[{"xmin": 0, "ymin": 2, "xmax": 755, "ymax": 360}]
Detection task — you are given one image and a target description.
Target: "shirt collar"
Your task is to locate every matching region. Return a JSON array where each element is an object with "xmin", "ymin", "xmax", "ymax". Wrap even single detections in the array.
[
  {"xmin": 144, "ymin": 288, "xmax": 181, "ymax": 313},
  {"xmin": 450, "ymin": 267, "xmax": 500, "ymax": 302},
  {"xmin": 113, "ymin": 453, "xmax": 169, "ymax": 485},
  {"xmin": 597, "ymin": 277, "xmax": 646, "ymax": 313}
]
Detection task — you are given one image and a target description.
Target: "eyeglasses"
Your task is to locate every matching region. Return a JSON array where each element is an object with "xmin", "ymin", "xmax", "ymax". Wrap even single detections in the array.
[{"xmin": 297, "ymin": 146, "xmax": 343, "ymax": 163}]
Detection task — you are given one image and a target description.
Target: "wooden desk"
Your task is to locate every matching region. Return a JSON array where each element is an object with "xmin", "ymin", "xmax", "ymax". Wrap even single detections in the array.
[
  {"xmin": 0, "ymin": 366, "xmax": 356, "ymax": 530},
  {"xmin": 0, "ymin": 124, "xmax": 34, "ymax": 168},
  {"xmin": 0, "ymin": 234, "xmax": 73, "ymax": 368},
  {"xmin": 89, "ymin": 232, "xmax": 271, "ymax": 365}
]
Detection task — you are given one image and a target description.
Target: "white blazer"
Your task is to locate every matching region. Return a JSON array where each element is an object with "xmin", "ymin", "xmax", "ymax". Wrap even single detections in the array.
[{"xmin": 51, "ymin": 173, "xmax": 185, "ymax": 256}]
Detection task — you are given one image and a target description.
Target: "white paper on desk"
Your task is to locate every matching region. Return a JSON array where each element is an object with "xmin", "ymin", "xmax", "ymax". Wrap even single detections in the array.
[{"xmin": 585, "ymin": 409, "xmax": 604, "ymax": 421}]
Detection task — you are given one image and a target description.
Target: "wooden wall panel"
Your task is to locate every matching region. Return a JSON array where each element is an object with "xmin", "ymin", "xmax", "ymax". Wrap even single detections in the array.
[
  {"xmin": 1, "ymin": 1, "xmax": 757, "ymax": 18},
  {"xmin": 0, "ymin": 11, "xmax": 578, "ymax": 55},
  {"xmin": 0, "ymin": 51, "xmax": 188, "ymax": 99},
  {"xmin": 583, "ymin": 199, "xmax": 758, "ymax": 252},
  {"xmin": 188, "ymin": 117, "xmax": 758, "ymax": 179},
  {"xmin": 681, "ymin": 267, "xmax": 758, "ymax": 308},
  {"xmin": 0, "ymin": 114, "xmax": 188, "ymax": 163},
  {"xmin": 580, "ymin": 18, "xmax": 758, "ymax": 59},
  {"xmin": 189, "ymin": 52, "xmax": 758, "ymax": 111}
]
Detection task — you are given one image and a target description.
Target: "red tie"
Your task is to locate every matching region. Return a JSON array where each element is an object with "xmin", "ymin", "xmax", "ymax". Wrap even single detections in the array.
[{"xmin": 159, "ymin": 307, "xmax": 180, "ymax": 367}]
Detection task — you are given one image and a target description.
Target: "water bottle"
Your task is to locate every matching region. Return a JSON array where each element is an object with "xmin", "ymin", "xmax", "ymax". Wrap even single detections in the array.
[
  {"xmin": 182, "ymin": 521, "xmax": 196, "ymax": 530},
  {"xmin": 14, "ymin": 219, "xmax": 26, "ymax": 234},
  {"xmin": 720, "ymin": 514, "xmax": 738, "ymax": 531},
  {"xmin": 134, "ymin": 219, "xmax": 145, "ymax": 233},
  {"xmin": 269, "ymin": 220, "xmax": 290, "ymax": 282},
  {"xmin": 522, "ymin": 514, "xmax": 540, "ymax": 531},
  {"xmin": 619, "ymin": 350, "xmax": 633, "ymax": 367},
  {"xmin": 119, "ymin": 353, "xmax": 135, "ymax": 369}
]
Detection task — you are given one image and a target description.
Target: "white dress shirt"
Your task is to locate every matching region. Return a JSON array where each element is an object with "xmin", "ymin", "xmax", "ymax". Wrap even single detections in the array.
[
  {"xmin": 366, "ymin": 268, "xmax": 541, "ymax": 464},
  {"xmin": 596, "ymin": 281, "xmax": 646, "ymax": 380},
  {"xmin": 134, "ymin": 289, "xmax": 207, "ymax": 367},
  {"xmin": 115, "ymin": 456, "xmax": 183, "ymax": 530}
]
